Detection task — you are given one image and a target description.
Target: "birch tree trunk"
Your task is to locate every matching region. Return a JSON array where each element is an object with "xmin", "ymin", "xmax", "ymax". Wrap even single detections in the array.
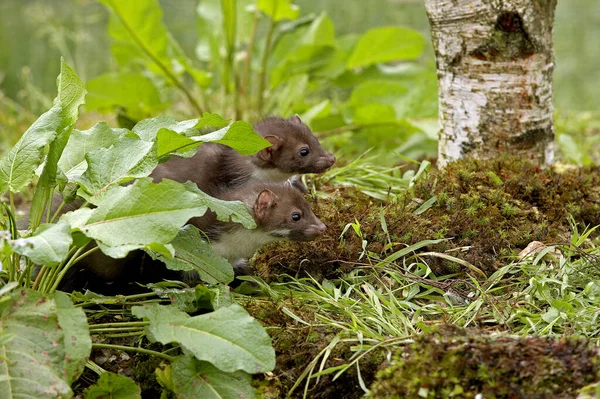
[{"xmin": 425, "ymin": 0, "xmax": 557, "ymax": 167}]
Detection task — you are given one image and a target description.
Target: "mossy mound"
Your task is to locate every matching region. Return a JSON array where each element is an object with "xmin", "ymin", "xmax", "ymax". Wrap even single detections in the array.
[
  {"xmin": 369, "ymin": 326, "xmax": 600, "ymax": 398},
  {"xmin": 253, "ymin": 157, "xmax": 600, "ymax": 281},
  {"xmin": 245, "ymin": 298, "xmax": 384, "ymax": 398}
]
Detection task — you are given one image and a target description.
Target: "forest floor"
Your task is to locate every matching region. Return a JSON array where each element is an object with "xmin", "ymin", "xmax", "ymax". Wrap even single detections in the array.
[{"xmin": 77, "ymin": 156, "xmax": 600, "ymax": 398}]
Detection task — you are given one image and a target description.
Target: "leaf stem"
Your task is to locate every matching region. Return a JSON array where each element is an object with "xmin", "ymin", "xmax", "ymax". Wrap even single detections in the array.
[
  {"xmin": 92, "ymin": 343, "xmax": 176, "ymax": 362},
  {"xmin": 2, "ymin": 200, "xmax": 18, "ymax": 281},
  {"xmin": 105, "ymin": 0, "xmax": 203, "ymax": 115},
  {"xmin": 32, "ymin": 265, "xmax": 46, "ymax": 290},
  {"xmin": 89, "ymin": 321, "xmax": 149, "ymax": 329},
  {"xmin": 50, "ymin": 199, "xmax": 66, "ymax": 224},
  {"xmin": 49, "ymin": 245, "xmax": 99, "ymax": 293},
  {"xmin": 40, "ymin": 245, "xmax": 79, "ymax": 293},
  {"xmin": 90, "ymin": 327, "xmax": 146, "ymax": 333},
  {"xmin": 85, "ymin": 360, "xmax": 107, "ymax": 376}
]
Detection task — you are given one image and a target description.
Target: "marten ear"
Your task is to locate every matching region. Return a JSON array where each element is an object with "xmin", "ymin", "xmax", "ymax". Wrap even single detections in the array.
[
  {"xmin": 255, "ymin": 190, "xmax": 278, "ymax": 221},
  {"xmin": 258, "ymin": 135, "xmax": 283, "ymax": 162},
  {"xmin": 291, "ymin": 114, "xmax": 302, "ymax": 124}
]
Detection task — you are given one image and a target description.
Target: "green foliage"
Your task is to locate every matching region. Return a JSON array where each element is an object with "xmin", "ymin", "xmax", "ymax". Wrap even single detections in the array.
[
  {"xmin": 151, "ymin": 225, "xmax": 234, "ymax": 285},
  {"xmin": 11, "ymin": 220, "xmax": 72, "ymax": 266},
  {"xmin": 171, "ymin": 357, "xmax": 256, "ymax": 399},
  {"xmin": 132, "ymin": 303, "xmax": 276, "ymax": 373},
  {"xmin": 555, "ymin": 110, "xmax": 600, "ymax": 166},
  {"xmin": 0, "ymin": 60, "xmax": 275, "ymax": 398},
  {"xmin": 86, "ymin": 72, "xmax": 165, "ymax": 120},
  {"xmin": 346, "ymin": 26, "xmax": 424, "ymax": 68},
  {"xmin": 0, "ymin": 288, "xmax": 91, "ymax": 398},
  {"xmin": 90, "ymin": 0, "xmax": 434, "ymax": 162},
  {"xmin": 0, "ymin": 59, "xmax": 84, "ymax": 195},
  {"xmin": 84, "ymin": 372, "xmax": 142, "ymax": 399}
]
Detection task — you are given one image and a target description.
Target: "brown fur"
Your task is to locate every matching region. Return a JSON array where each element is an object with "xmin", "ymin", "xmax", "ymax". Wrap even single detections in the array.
[
  {"xmin": 151, "ymin": 116, "xmax": 335, "ymax": 195},
  {"xmin": 56, "ymin": 181, "xmax": 325, "ymax": 294}
]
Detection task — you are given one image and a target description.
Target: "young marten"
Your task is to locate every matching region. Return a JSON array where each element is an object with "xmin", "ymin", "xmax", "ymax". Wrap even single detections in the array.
[
  {"xmin": 151, "ymin": 115, "xmax": 336, "ymax": 195},
  {"xmin": 56, "ymin": 181, "xmax": 326, "ymax": 294}
]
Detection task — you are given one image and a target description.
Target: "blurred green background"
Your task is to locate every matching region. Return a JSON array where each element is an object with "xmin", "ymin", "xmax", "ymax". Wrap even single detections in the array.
[
  {"xmin": 1, "ymin": 0, "xmax": 598, "ymax": 111},
  {"xmin": 0, "ymin": 0, "xmax": 598, "ymax": 166}
]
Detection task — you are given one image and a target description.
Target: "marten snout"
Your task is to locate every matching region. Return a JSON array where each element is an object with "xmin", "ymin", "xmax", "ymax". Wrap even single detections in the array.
[
  {"xmin": 309, "ymin": 152, "xmax": 336, "ymax": 173},
  {"xmin": 324, "ymin": 152, "xmax": 336, "ymax": 167},
  {"xmin": 292, "ymin": 219, "xmax": 326, "ymax": 241}
]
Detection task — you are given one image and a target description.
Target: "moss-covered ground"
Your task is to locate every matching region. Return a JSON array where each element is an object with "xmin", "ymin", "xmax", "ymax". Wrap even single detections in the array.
[{"xmin": 244, "ymin": 156, "xmax": 600, "ymax": 398}]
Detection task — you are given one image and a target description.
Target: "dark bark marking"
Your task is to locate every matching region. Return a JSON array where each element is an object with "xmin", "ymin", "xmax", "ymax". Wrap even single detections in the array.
[
  {"xmin": 509, "ymin": 128, "xmax": 549, "ymax": 149},
  {"xmin": 470, "ymin": 12, "xmax": 535, "ymax": 62}
]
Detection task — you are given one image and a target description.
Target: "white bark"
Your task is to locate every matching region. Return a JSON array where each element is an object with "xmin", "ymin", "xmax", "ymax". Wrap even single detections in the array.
[{"xmin": 425, "ymin": 0, "xmax": 557, "ymax": 167}]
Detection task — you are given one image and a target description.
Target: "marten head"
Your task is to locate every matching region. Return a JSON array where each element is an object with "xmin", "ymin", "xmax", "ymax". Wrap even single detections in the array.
[
  {"xmin": 254, "ymin": 186, "xmax": 326, "ymax": 241},
  {"xmin": 252, "ymin": 115, "xmax": 336, "ymax": 176},
  {"xmin": 234, "ymin": 182, "xmax": 327, "ymax": 242}
]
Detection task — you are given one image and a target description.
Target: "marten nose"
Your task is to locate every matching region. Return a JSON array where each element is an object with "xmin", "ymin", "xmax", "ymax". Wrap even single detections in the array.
[
  {"xmin": 316, "ymin": 220, "xmax": 327, "ymax": 234},
  {"xmin": 326, "ymin": 153, "xmax": 336, "ymax": 166}
]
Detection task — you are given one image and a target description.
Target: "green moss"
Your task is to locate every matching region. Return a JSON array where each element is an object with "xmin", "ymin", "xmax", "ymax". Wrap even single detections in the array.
[
  {"xmin": 252, "ymin": 156, "xmax": 600, "ymax": 282},
  {"xmin": 501, "ymin": 202, "xmax": 516, "ymax": 217},
  {"xmin": 245, "ymin": 299, "xmax": 384, "ymax": 399},
  {"xmin": 369, "ymin": 327, "xmax": 600, "ymax": 399}
]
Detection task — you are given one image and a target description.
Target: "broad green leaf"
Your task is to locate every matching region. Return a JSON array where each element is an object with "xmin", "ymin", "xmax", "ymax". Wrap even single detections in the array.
[
  {"xmin": 0, "ymin": 289, "xmax": 91, "ymax": 398},
  {"xmin": 77, "ymin": 179, "xmax": 254, "ymax": 257},
  {"xmin": 0, "ymin": 58, "xmax": 85, "ymax": 194},
  {"xmin": 156, "ymin": 121, "xmax": 271, "ymax": 157},
  {"xmin": 349, "ymin": 80, "xmax": 408, "ymax": 109},
  {"xmin": 151, "ymin": 225, "xmax": 234, "ymax": 284},
  {"xmin": 257, "ymin": 0, "xmax": 299, "ymax": 21},
  {"xmin": 58, "ymin": 122, "xmax": 128, "ymax": 183},
  {"xmin": 132, "ymin": 113, "xmax": 229, "ymax": 143},
  {"xmin": 86, "ymin": 72, "xmax": 164, "ymax": 120},
  {"xmin": 347, "ymin": 26, "xmax": 425, "ymax": 69},
  {"xmin": 172, "ymin": 357, "xmax": 256, "ymax": 399},
  {"xmin": 352, "ymin": 103, "xmax": 397, "ymax": 124},
  {"xmin": 84, "ymin": 372, "xmax": 141, "ymax": 399},
  {"xmin": 156, "ymin": 129, "xmax": 200, "ymax": 156},
  {"xmin": 76, "ymin": 136, "xmax": 155, "ymax": 200},
  {"xmin": 182, "ymin": 182, "xmax": 255, "ymax": 227},
  {"xmin": 100, "ymin": 0, "xmax": 172, "ymax": 77},
  {"xmin": 132, "ymin": 304, "xmax": 275, "ymax": 373},
  {"xmin": 300, "ymin": 12, "xmax": 335, "ymax": 47},
  {"xmin": 100, "ymin": 0, "xmax": 210, "ymax": 110},
  {"xmin": 11, "ymin": 220, "xmax": 72, "ymax": 266},
  {"xmin": 194, "ymin": 113, "xmax": 230, "ymax": 130},
  {"xmin": 269, "ymin": 13, "xmax": 340, "ymax": 86},
  {"xmin": 270, "ymin": 45, "xmax": 338, "ymax": 87},
  {"xmin": 133, "ymin": 115, "xmax": 199, "ymax": 142},
  {"xmin": 55, "ymin": 292, "xmax": 92, "ymax": 383}
]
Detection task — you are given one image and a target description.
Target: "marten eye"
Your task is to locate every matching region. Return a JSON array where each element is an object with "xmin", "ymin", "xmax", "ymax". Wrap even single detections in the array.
[
  {"xmin": 291, "ymin": 212, "xmax": 302, "ymax": 221},
  {"xmin": 299, "ymin": 148, "xmax": 310, "ymax": 157}
]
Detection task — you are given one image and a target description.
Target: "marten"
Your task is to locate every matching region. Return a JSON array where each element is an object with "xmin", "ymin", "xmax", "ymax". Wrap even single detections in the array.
[
  {"xmin": 57, "ymin": 181, "xmax": 326, "ymax": 294},
  {"xmin": 151, "ymin": 115, "xmax": 336, "ymax": 195},
  {"xmin": 27, "ymin": 115, "xmax": 334, "ymax": 293}
]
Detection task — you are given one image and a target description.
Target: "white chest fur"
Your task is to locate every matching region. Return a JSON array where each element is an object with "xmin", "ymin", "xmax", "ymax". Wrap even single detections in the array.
[
  {"xmin": 250, "ymin": 168, "xmax": 294, "ymax": 183},
  {"xmin": 211, "ymin": 228, "xmax": 281, "ymax": 262}
]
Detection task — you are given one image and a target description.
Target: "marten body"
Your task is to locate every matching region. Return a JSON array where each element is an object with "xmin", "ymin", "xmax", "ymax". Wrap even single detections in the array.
[
  {"xmin": 57, "ymin": 181, "xmax": 326, "ymax": 294},
  {"xmin": 28, "ymin": 115, "xmax": 334, "ymax": 294},
  {"xmin": 151, "ymin": 116, "xmax": 335, "ymax": 195}
]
